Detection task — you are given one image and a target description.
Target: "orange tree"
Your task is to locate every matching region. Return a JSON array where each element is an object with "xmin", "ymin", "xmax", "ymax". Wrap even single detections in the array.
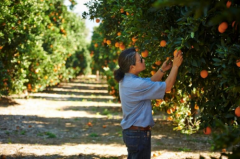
[
  {"xmin": 84, "ymin": 0, "xmax": 240, "ymax": 157},
  {"xmin": 0, "ymin": 0, "xmax": 90, "ymax": 96}
]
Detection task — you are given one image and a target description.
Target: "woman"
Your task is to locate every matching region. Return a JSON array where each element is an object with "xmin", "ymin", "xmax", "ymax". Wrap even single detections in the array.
[{"xmin": 114, "ymin": 47, "xmax": 183, "ymax": 159}]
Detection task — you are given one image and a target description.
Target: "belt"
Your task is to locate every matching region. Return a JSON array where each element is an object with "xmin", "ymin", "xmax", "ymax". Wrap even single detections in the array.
[{"xmin": 128, "ymin": 125, "xmax": 151, "ymax": 131}]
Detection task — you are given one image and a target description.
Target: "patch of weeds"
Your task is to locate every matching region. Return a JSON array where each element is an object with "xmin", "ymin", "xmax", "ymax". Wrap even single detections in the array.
[
  {"xmin": 45, "ymin": 132, "xmax": 57, "ymax": 138},
  {"xmin": 20, "ymin": 130, "xmax": 26, "ymax": 135},
  {"xmin": 107, "ymin": 114, "xmax": 112, "ymax": 119},
  {"xmin": 74, "ymin": 118, "xmax": 80, "ymax": 121},
  {"xmin": 117, "ymin": 131, "xmax": 122, "ymax": 137},
  {"xmin": 5, "ymin": 131, "xmax": 10, "ymax": 135},
  {"xmin": 37, "ymin": 132, "xmax": 44, "ymax": 137},
  {"xmin": 89, "ymin": 133, "xmax": 98, "ymax": 137},
  {"xmin": 102, "ymin": 109, "xmax": 110, "ymax": 115},
  {"xmin": 8, "ymin": 138, "xmax": 12, "ymax": 144},
  {"xmin": 178, "ymin": 147, "xmax": 191, "ymax": 152},
  {"xmin": 156, "ymin": 141, "xmax": 164, "ymax": 145},
  {"xmin": 91, "ymin": 108, "xmax": 97, "ymax": 111}
]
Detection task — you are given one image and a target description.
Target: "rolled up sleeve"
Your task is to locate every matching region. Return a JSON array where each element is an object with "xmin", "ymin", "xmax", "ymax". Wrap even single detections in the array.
[{"xmin": 132, "ymin": 77, "xmax": 166, "ymax": 100}]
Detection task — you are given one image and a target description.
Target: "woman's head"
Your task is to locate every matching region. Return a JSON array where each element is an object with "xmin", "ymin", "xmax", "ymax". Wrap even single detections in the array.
[{"xmin": 114, "ymin": 47, "xmax": 145, "ymax": 82}]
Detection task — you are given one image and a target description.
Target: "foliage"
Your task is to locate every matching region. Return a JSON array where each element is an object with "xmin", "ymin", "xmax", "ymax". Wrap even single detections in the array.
[
  {"xmin": 83, "ymin": 0, "xmax": 240, "ymax": 157},
  {"xmin": 0, "ymin": 0, "xmax": 90, "ymax": 96}
]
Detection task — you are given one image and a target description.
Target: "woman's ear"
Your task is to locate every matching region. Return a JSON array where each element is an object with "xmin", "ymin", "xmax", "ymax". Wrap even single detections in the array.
[{"xmin": 129, "ymin": 65, "xmax": 135, "ymax": 71}]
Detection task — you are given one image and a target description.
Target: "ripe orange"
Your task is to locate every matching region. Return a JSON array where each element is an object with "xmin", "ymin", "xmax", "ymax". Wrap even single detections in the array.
[
  {"xmin": 173, "ymin": 49, "xmax": 182, "ymax": 56},
  {"xmin": 155, "ymin": 60, "xmax": 161, "ymax": 66},
  {"xmin": 180, "ymin": 98, "xmax": 185, "ymax": 103},
  {"xmin": 0, "ymin": 46, "xmax": 3, "ymax": 50},
  {"xmin": 102, "ymin": 125, "xmax": 107, "ymax": 128},
  {"xmin": 218, "ymin": 22, "xmax": 228, "ymax": 33},
  {"xmin": 236, "ymin": 60, "xmax": 240, "ymax": 67},
  {"xmin": 87, "ymin": 122, "xmax": 92, "ymax": 127},
  {"xmin": 132, "ymin": 37, "xmax": 137, "ymax": 42},
  {"xmin": 167, "ymin": 116, "xmax": 173, "ymax": 121},
  {"xmin": 151, "ymin": 70, "xmax": 156, "ymax": 75},
  {"xmin": 235, "ymin": 106, "xmax": 240, "ymax": 117},
  {"xmin": 106, "ymin": 40, "xmax": 111, "ymax": 45},
  {"xmin": 200, "ymin": 70, "xmax": 208, "ymax": 78},
  {"xmin": 226, "ymin": 1, "xmax": 231, "ymax": 8},
  {"xmin": 194, "ymin": 104, "xmax": 199, "ymax": 110},
  {"xmin": 115, "ymin": 42, "xmax": 119, "ymax": 47},
  {"xmin": 203, "ymin": 127, "xmax": 211, "ymax": 135},
  {"xmin": 117, "ymin": 32, "xmax": 121, "ymax": 36},
  {"xmin": 94, "ymin": 43, "xmax": 98, "ymax": 47},
  {"xmin": 120, "ymin": 44, "xmax": 125, "ymax": 51},
  {"xmin": 160, "ymin": 40, "xmax": 167, "ymax": 47},
  {"xmin": 96, "ymin": 18, "xmax": 100, "ymax": 23},
  {"xmin": 120, "ymin": 8, "xmax": 124, "ymax": 13},
  {"xmin": 141, "ymin": 50, "xmax": 148, "ymax": 58},
  {"xmin": 167, "ymin": 108, "xmax": 174, "ymax": 114}
]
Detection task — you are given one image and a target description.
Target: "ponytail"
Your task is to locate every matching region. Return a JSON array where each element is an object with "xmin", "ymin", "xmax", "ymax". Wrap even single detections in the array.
[{"xmin": 114, "ymin": 68, "xmax": 125, "ymax": 83}]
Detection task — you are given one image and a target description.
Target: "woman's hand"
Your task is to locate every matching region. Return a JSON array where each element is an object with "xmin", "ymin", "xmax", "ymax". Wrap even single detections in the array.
[
  {"xmin": 161, "ymin": 60, "xmax": 172, "ymax": 72},
  {"xmin": 173, "ymin": 52, "xmax": 183, "ymax": 68}
]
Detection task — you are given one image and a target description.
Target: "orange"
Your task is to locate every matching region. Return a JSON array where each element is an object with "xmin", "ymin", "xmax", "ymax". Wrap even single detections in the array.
[
  {"xmin": 167, "ymin": 116, "xmax": 173, "ymax": 121},
  {"xmin": 160, "ymin": 40, "xmax": 167, "ymax": 47},
  {"xmin": 115, "ymin": 42, "xmax": 119, "ymax": 47},
  {"xmin": 155, "ymin": 60, "xmax": 161, "ymax": 66},
  {"xmin": 119, "ymin": 44, "xmax": 125, "ymax": 50},
  {"xmin": 173, "ymin": 49, "xmax": 182, "ymax": 56},
  {"xmin": 120, "ymin": 8, "xmax": 124, "ymax": 13},
  {"xmin": 203, "ymin": 127, "xmax": 211, "ymax": 135},
  {"xmin": 132, "ymin": 37, "xmax": 137, "ymax": 42},
  {"xmin": 232, "ymin": 21, "xmax": 236, "ymax": 27},
  {"xmin": 236, "ymin": 60, "xmax": 240, "ymax": 67},
  {"xmin": 167, "ymin": 108, "xmax": 173, "ymax": 114},
  {"xmin": 180, "ymin": 98, "xmax": 185, "ymax": 103},
  {"xmin": 141, "ymin": 50, "xmax": 148, "ymax": 58},
  {"xmin": 94, "ymin": 43, "xmax": 98, "ymax": 47},
  {"xmin": 102, "ymin": 125, "xmax": 107, "ymax": 128},
  {"xmin": 200, "ymin": 70, "xmax": 208, "ymax": 78},
  {"xmin": 235, "ymin": 106, "xmax": 240, "ymax": 117},
  {"xmin": 87, "ymin": 122, "xmax": 92, "ymax": 127},
  {"xmin": 218, "ymin": 22, "xmax": 228, "ymax": 33},
  {"xmin": 226, "ymin": 1, "xmax": 231, "ymax": 8},
  {"xmin": 151, "ymin": 70, "xmax": 156, "ymax": 75},
  {"xmin": 194, "ymin": 104, "xmax": 199, "ymax": 110},
  {"xmin": 117, "ymin": 32, "xmax": 121, "ymax": 36},
  {"xmin": 0, "ymin": 46, "xmax": 3, "ymax": 50},
  {"xmin": 96, "ymin": 18, "xmax": 100, "ymax": 23},
  {"xmin": 106, "ymin": 40, "xmax": 111, "ymax": 45}
]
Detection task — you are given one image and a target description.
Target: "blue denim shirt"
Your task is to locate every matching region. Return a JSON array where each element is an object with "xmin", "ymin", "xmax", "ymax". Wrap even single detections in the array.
[{"xmin": 119, "ymin": 73, "xmax": 166, "ymax": 129}]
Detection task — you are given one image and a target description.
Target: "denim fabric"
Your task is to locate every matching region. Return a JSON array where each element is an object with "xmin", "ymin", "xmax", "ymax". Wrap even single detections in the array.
[{"xmin": 122, "ymin": 129, "xmax": 151, "ymax": 159}]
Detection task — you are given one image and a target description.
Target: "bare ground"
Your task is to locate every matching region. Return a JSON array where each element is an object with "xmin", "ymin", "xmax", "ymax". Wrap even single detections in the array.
[{"xmin": 0, "ymin": 75, "xmax": 224, "ymax": 159}]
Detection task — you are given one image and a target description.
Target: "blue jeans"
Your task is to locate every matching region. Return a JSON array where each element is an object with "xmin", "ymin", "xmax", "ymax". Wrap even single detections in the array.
[{"xmin": 122, "ymin": 129, "xmax": 151, "ymax": 159}]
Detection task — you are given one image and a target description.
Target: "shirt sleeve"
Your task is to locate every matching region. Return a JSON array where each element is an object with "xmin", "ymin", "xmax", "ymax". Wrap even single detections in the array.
[{"xmin": 132, "ymin": 77, "xmax": 166, "ymax": 100}]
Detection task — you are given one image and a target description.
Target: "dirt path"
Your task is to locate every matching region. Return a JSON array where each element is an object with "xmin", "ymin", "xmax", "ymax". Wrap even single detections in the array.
[{"xmin": 0, "ymin": 75, "xmax": 223, "ymax": 159}]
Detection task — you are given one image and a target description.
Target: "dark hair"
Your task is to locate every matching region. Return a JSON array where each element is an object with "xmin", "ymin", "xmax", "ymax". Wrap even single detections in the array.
[{"xmin": 114, "ymin": 47, "xmax": 136, "ymax": 82}]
